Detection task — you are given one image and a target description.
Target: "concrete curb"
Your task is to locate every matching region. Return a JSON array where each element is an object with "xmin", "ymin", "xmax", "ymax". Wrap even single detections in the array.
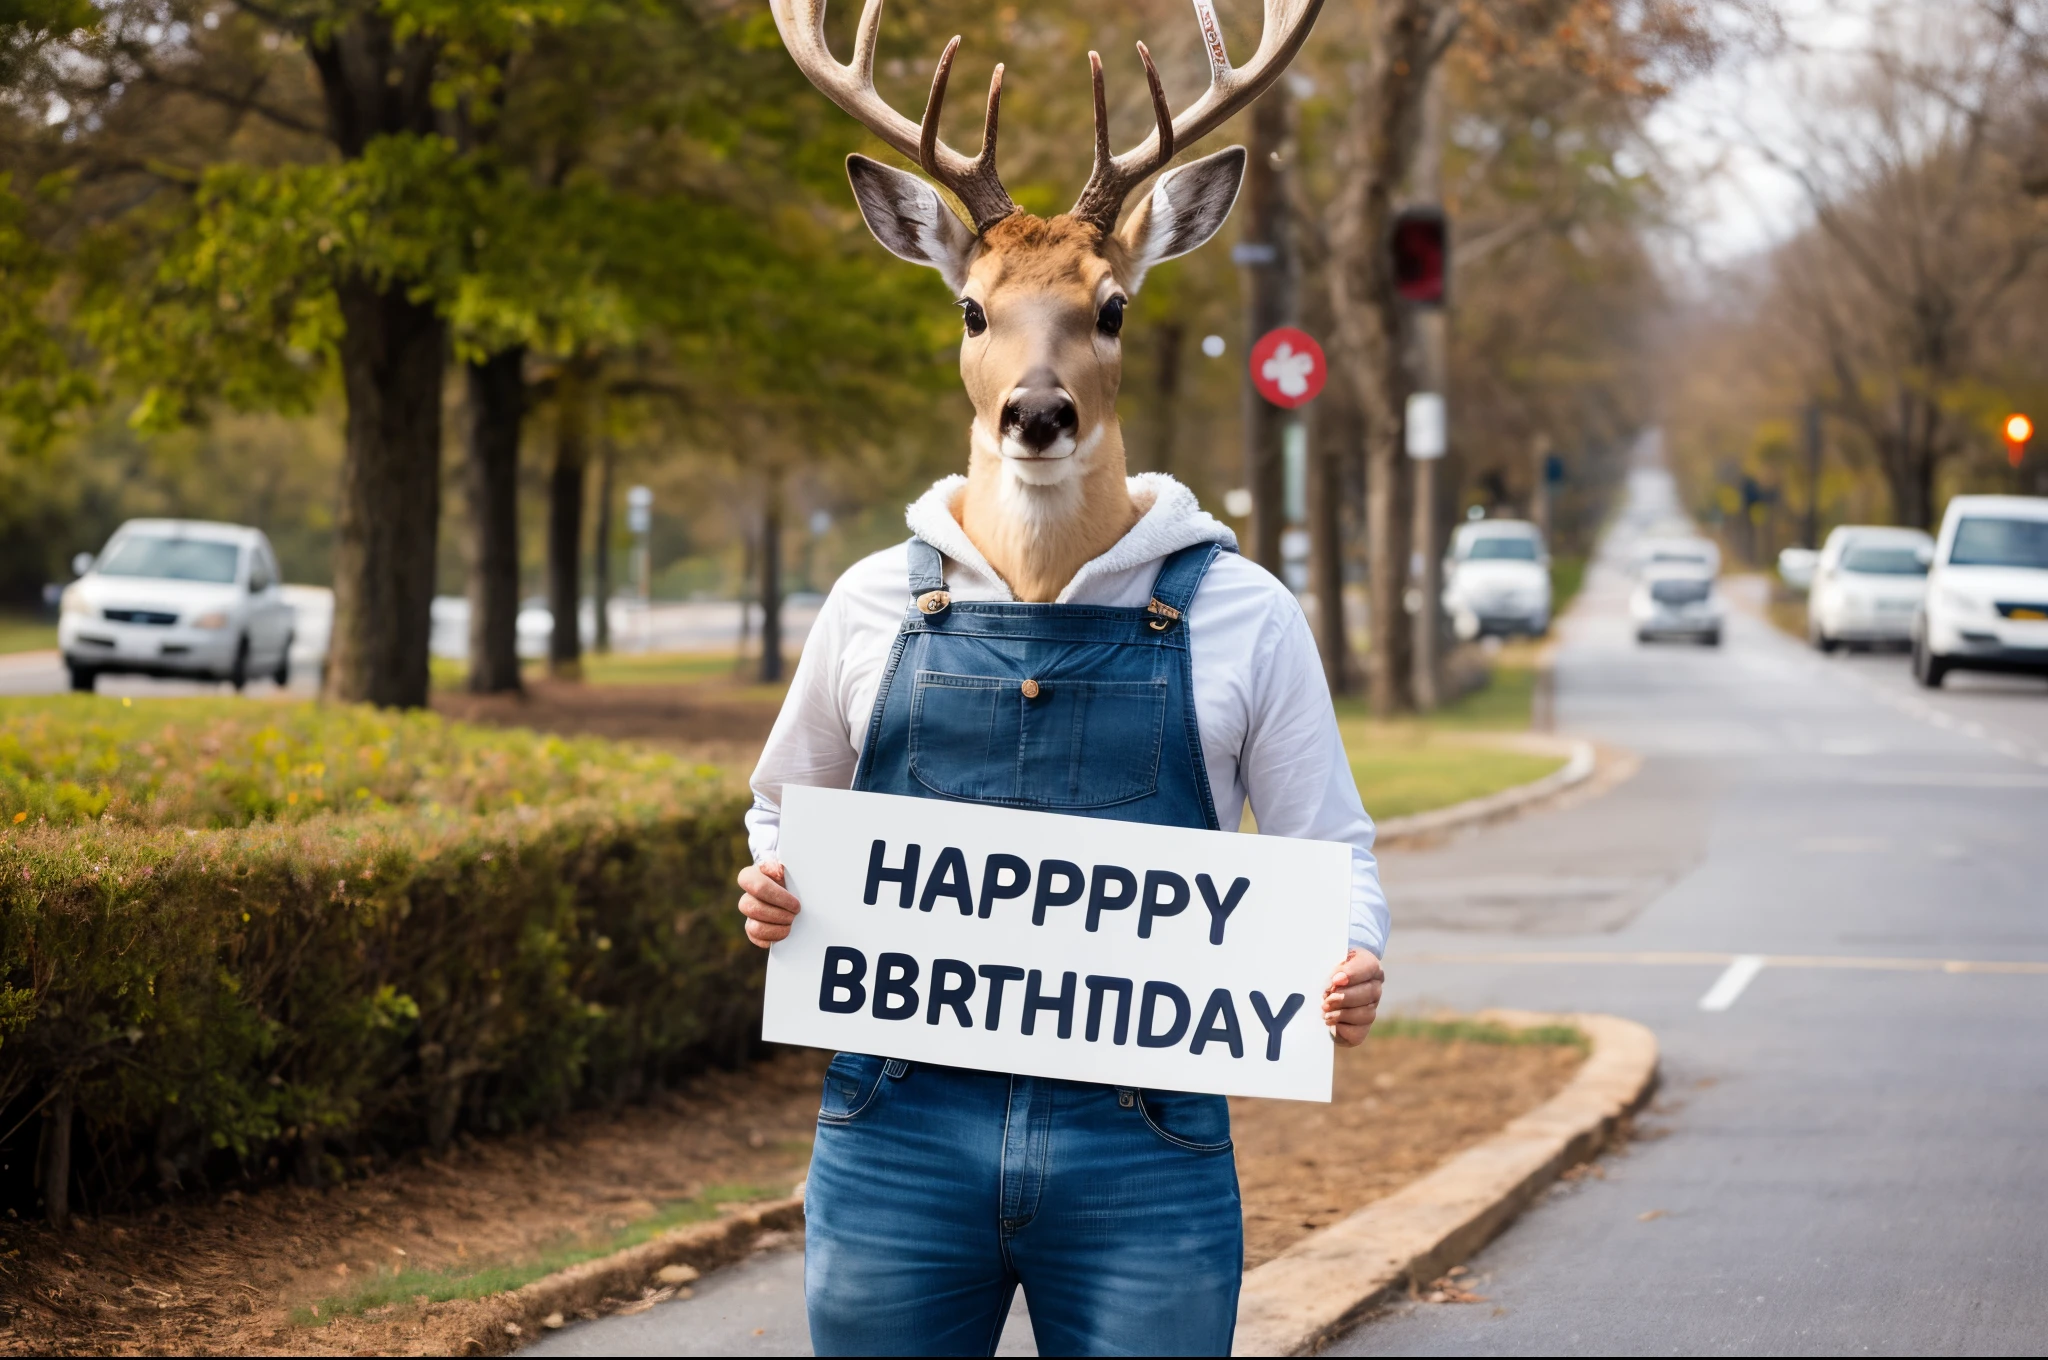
[
  {"xmin": 1374, "ymin": 736, "xmax": 1598, "ymax": 848},
  {"xmin": 1231, "ymin": 1009, "xmax": 1659, "ymax": 1356},
  {"xmin": 494, "ymin": 1193, "xmax": 804, "ymax": 1352},
  {"xmin": 0, "ymin": 649, "xmax": 59, "ymax": 674}
]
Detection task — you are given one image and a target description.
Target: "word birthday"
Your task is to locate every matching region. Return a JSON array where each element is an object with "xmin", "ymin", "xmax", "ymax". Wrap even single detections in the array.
[
  {"xmin": 863, "ymin": 840, "xmax": 1251, "ymax": 944},
  {"xmin": 817, "ymin": 945, "xmax": 1308, "ymax": 1062}
]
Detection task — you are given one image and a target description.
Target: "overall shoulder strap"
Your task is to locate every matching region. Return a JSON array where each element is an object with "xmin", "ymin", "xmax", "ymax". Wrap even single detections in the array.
[
  {"xmin": 1144, "ymin": 541, "xmax": 1226, "ymax": 631},
  {"xmin": 905, "ymin": 537, "xmax": 951, "ymax": 616}
]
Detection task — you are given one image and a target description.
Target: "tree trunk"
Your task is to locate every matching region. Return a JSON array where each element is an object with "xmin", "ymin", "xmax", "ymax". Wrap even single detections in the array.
[
  {"xmin": 327, "ymin": 277, "xmax": 446, "ymax": 708},
  {"xmin": 1324, "ymin": 0, "xmax": 1450, "ymax": 715},
  {"xmin": 41, "ymin": 1084, "xmax": 72, "ymax": 1229},
  {"xmin": 307, "ymin": 11, "xmax": 446, "ymax": 709},
  {"xmin": 758, "ymin": 481, "xmax": 784, "ymax": 684},
  {"xmin": 735, "ymin": 529, "xmax": 755, "ymax": 673},
  {"xmin": 1150, "ymin": 321, "xmax": 1183, "ymax": 479},
  {"xmin": 1307, "ymin": 406, "xmax": 1351, "ymax": 694},
  {"xmin": 1802, "ymin": 402, "xmax": 1823, "ymax": 547},
  {"xmin": 593, "ymin": 440, "xmax": 615, "ymax": 654},
  {"xmin": 464, "ymin": 348, "xmax": 524, "ymax": 695},
  {"xmin": 1240, "ymin": 91, "xmax": 1297, "ymax": 576},
  {"xmin": 548, "ymin": 363, "xmax": 590, "ymax": 679}
]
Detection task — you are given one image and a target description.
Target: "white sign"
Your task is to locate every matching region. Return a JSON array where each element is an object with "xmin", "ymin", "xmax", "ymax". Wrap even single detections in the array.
[
  {"xmin": 1406, "ymin": 391, "xmax": 1446, "ymax": 459},
  {"xmin": 763, "ymin": 787, "xmax": 1351, "ymax": 1102}
]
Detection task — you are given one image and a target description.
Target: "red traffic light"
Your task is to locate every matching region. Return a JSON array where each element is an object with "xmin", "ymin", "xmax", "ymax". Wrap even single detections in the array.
[
  {"xmin": 2006, "ymin": 412, "xmax": 2033, "ymax": 469},
  {"xmin": 1391, "ymin": 207, "xmax": 1448, "ymax": 306}
]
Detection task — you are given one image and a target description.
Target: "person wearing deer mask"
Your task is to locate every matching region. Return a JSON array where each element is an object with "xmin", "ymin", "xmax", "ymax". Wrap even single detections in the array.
[{"xmin": 737, "ymin": 1, "xmax": 1384, "ymax": 1353}]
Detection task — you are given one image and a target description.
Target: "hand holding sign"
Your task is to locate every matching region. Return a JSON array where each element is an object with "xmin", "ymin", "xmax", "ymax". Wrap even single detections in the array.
[
  {"xmin": 1323, "ymin": 949, "xmax": 1384, "ymax": 1045},
  {"xmin": 737, "ymin": 859, "xmax": 799, "ymax": 946},
  {"xmin": 750, "ymin": 788, "xmax": 1358, "ymax": 1101}
]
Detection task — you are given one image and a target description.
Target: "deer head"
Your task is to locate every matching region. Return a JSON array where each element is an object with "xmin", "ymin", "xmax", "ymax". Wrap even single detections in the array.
[{"xmin": 771, "ymin": 0, "xmax": 1322, "ymax": 600}]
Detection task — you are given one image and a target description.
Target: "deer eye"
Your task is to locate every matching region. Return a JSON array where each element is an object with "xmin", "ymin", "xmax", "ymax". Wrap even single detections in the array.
[
  {"xmin": 1097, "ymin": 295, "xmax": 1126, "ymax": 337},
  {"xmin": 959, "ymin": 299, "xmax": 988, "ymax": 337}
]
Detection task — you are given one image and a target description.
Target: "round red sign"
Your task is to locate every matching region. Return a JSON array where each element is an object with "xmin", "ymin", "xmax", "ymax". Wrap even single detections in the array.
[{"xmin": 1248, "ymin": 327, "xmax": 1327, "ymax": 409}]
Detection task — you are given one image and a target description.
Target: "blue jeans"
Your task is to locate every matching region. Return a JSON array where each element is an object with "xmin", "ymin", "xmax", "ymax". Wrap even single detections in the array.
[{"xmin": 805, "ymin": 1054, "xmax": 1243, "ymax": 1357}]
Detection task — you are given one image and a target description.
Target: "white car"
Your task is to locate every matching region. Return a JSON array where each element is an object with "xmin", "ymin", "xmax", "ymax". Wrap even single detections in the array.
[
  {"xmin": 280, "ymin": 584, "xmax": 332, "ymax": 680},
  {"xmin": 1807, "ymin": 526, "xmax": 1932, "ymax": 652},
  {"xmin": 1633, "ymin": 535, "xmax": 1720, "ymax": 578},
  {"xmin": 1632, "ymin": 566, "xmax": 1724, "ymax": 646},
  {"xmin": 428, "ymin": 595, "xmax": 596, "ymax": 662},
  {"xmin": 60, "ymin": 520, "xmax": 295, "ymax": 692},
  {"xmin": 1777, "ymin": 547, "xmax": 1819, "ymax": 592},
  {"xmin": 1913, "ymin": 495, "xmax": 2048, "ymax": 687},
  {"xmin": 1442, "ymin": 520, "xmax": 1552, "ymax": 639}
]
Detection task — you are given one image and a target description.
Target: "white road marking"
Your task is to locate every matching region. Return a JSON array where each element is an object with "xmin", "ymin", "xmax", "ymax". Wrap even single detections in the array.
[
  {"xmin": 1856, "ymin": 771, "xmax": 2048, "ymax": 789},
  {"xmin": 1796, "ymin": 835, "xmax": 1888, "ymax": 853},
  {"xmin": 1698, "ymin": 955, "xmax": 1766, "ymax": 1012},
  {"xmin": 1399, "ymin": 950, "xmax": 2048, "ymax": 975}
]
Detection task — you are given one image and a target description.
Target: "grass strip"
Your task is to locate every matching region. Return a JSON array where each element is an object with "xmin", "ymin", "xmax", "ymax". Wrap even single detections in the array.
[
  {"xmin": 1339, "ymin": 730, "xmax": 1564, "ymax": 820},
  {"xmin": 1549, "ymin": 555, "xmax": 1587, "ymax": 618},
  {"xmin": 1373, "ymin": 1016, "xmax": 1588, "ymax": 1050},
  {"xmin": 0, "ymin": 612, "xmax": 55, "ymax": 656},
  {"xmin": 289, "ymin": 1182, "xmax": 788, "ymax": 1325}
]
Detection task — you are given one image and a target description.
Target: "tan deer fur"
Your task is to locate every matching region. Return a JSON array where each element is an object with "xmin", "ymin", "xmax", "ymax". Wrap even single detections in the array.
[{"xmin": 956, "ymin": 215, "xmax": 1139, "ymax": 602}]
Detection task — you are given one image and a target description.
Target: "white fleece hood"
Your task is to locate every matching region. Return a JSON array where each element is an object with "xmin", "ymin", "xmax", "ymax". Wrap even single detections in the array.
[{"xmin": 902, "ymin": 472, "xmax": 1239, "ymax": 604}]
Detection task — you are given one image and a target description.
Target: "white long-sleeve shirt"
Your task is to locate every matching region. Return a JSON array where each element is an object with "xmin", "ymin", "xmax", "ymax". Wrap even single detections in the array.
[{"xmin": 745, "ymin": 472, "xmax": 1390, "ymax": 956}]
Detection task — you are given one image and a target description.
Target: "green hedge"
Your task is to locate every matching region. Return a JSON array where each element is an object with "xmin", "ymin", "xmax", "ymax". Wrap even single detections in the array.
[
  {"xmin": 0, "ymin": 695, "xmax": 698, "ymax": 827},
  {"xmin": 0, "ymin": 698, "xmax": 759, "ymax": 1218}
]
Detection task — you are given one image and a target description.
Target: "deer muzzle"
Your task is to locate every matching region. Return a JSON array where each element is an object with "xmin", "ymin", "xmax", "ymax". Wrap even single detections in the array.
[{"xmin": 1000, "ymin": 373, "xmax": 1080, "ymax": 457}]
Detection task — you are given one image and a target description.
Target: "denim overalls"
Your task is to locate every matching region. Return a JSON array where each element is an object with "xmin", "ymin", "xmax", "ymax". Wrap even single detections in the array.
[{"xmin": 804, "ymin": 538, "xmax": 1245, "ymax": 1357}]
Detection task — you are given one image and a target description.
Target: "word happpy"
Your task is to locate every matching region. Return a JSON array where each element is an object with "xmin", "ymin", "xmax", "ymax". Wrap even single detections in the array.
[{"xmin": 864, "ymin": 840, "xmax": 1251, "ymax": 945}]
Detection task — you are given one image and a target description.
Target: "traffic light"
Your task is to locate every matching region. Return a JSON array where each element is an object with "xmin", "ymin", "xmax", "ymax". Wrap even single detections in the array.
[
  {"xmin": 1390, "ymin": 207, "xmax": 1448, "ymax": 306},
  {"xmin": 2004, "ymin": 413, "xmax": 2033, "ymax": 469}
]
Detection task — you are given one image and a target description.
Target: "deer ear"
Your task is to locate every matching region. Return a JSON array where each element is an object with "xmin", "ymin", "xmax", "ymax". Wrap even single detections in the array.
[
  {"xmin": 846, "ymin": 154, "xmax": 977, "ymax": 294},
  {"xmin": 1114, "ymin": 146, "xmax": 1247, "ymax": 293}
]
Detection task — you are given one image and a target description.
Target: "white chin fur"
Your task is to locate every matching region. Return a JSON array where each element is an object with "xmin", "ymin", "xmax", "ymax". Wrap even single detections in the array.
[{"xmin": 976, "ymin": 423, "xmax": 1101, "ymax": 488}]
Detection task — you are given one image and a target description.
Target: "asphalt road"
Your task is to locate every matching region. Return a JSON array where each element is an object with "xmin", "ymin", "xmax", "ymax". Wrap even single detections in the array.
[
  {"xmin": 1329, "ymin": 453, "xmax": 2048, "ymax": 1355},
  {"xmin": 0, "ymin": 601, "xmax": 824, "ymax": 699}
]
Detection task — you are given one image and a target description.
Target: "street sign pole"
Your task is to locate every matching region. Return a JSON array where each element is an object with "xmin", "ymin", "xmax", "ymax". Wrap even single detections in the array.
[
  {"xmin": 627, "ymin": 485, "xmax": 653, "ymax": 651},
  {"xmin": 1405, "ymin": 392, "xmax": 1447, "ymax": 712},
  {"xmin": 1234, "ymin": 83, "xmax": 1297, "ymax": 577},
  {"xmin": 1402, "ymin": 65, "xmax": 1450, "ymax": 713}
]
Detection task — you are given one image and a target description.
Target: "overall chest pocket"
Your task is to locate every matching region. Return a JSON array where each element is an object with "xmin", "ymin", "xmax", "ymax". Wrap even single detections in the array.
[{"xmin": 909, "ymin": 669, "xmax": 1167, "ymax": 809}]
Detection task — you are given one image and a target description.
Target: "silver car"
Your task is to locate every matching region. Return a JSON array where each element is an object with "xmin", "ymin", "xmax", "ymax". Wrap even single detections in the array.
[{"xmin": 1631, "ymin": 567, "xmax": 1724, "ymax": 647}]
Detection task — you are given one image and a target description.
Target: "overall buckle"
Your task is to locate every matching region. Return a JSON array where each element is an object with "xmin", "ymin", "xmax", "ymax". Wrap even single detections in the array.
[
  {"xmin": 916, "ymin": 590, "xmax": 952, "ymax": 616},
  {"xmin": 1145, "ymin": 598, "xmax": 1182, "ymax": 631}
]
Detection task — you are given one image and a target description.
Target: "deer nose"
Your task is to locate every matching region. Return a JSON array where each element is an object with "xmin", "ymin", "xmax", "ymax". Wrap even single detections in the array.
[{"xmin": 1001, "ymin": 373, "xmax": 1078, "ymax": 453}]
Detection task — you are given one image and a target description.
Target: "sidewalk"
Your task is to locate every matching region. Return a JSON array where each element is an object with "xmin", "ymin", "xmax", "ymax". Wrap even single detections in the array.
[{"xmin": 521, "ymin": 1249, "xmax": 1041, "ymax": 1358}]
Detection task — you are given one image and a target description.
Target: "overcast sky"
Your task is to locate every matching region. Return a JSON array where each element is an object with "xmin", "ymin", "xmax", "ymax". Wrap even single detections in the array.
[{"xmin": 1645, "ymin": 0, "xmax": 1882, "ymax": 269}]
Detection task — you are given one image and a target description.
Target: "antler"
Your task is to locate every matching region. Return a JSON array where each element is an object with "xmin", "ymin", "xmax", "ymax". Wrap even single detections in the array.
[
  {"xmin": 1070, "ymin": 0, "xmax": 1325, "ymax": 231},
  {"xmin": 769, "ymin": 0, "xmax": 1018, "ymax": 232}
]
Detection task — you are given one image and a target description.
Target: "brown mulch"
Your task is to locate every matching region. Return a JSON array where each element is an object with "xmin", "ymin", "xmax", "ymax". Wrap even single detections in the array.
[
  {"xmin": 0, "ymin": 1034, "xmax": 1580, "ymax": 1355},
  {"xmin": 1230, "ymin": 1033, "xmax": 1584, "ymax": 1268},
  {"xmin": 431, "ymin": 676, "xmax": 781, "ymax": 781},
  {"xmin": 0, "ymin": 1052, "xmax": 830, "ymax": 1358}
]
